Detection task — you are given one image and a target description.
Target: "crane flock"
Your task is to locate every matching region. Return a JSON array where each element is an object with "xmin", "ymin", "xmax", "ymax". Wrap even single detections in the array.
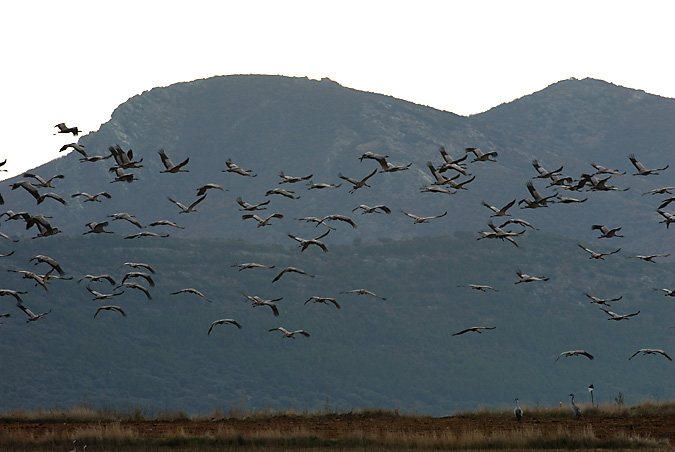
[{"xmin": 0, "ymin": 112, "xmax": 673, "ymax": 422}]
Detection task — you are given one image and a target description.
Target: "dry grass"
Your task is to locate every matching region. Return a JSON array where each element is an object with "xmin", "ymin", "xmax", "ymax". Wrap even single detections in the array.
[
  {"xmin": 3, "ymin": 399, "xmax": 674, "ymax": 423},
  {"xmin": 456, "ymin": 399, "xmax": 675, "ymax": 420},
  {"xmin": 0, "ymin": 405, "xmax": 146, "ymax": 423},
  {"xmin": 0, "ymin": 423, "xmax": 667, "ymax": 451},
  {"xmin": 0, "ymin": 401, "xmax": 671, "ymax": 450}
]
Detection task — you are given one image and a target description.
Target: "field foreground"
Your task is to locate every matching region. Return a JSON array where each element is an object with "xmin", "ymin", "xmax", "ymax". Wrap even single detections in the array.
[{"xmin": 1, "ymin": 405, "xmax": 673, "ymax": 451}]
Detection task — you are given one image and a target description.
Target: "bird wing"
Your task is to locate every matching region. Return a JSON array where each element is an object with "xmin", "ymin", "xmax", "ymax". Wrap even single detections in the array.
[
  {"xmin": 499, "ymin": 199, "xmax": 517, "ymax": 214},
  {"xmin": 226, "ymin": 319, "xmax": 242, "ymax": 329},
  {"xmin": 16, "ymin": 303, "xmax": 36, "ymax": 318},
  {"xmin": 532, "ymin": 159, "xmax": 545, "ymax": 175},
  {"xmin": 581, "ymin": 351, "xmax": 594, "ymax": 360},
  {"xmin": 452, "ymin": 328, "xmax": 471, "ymax": 336},
  {"xmin": 187, "ymin": 195, "xmax": 207, "ymax": 210},
  {"xmin": 168, "ymin": 197, "xmax": 187, "ymax": 210},
  {"xmin": 172, "ymin": 157, "xmax": 190, "ymax": 171},
  {"xmin": 240, "ymin": 292, "xmax": 257, "ymax": 302},
  {"xmin": 628, "ymin": 154, "xmax": 648, "ymax": 172},
  {"xmin": 158, "ymin": 149, "xmax": 174, "ymax": 169},
  {"xmin": 426, "ymin": 161, "xmax": 446, "ymax": 183},
  {"xmin": 289, "ymin": 267, "xmax": 308, "ymax": 276},
  {"xmin": 97, "ymin": 306, "xmax": 126, "ymax": 318},
  {"xmin": 578, "ymin": 244, "xmax": 594, "ymax": 255},
  {"xmin": 525, "ymin": 181, "xmax": 540, "ymax": 199},
  {"xmin": 242, "ymin": 214, "xmax": 262, "ymax": 222},
  {"xmin": 207, "ymin": 322, "xmax": 219, "ymax": 335},
  {"xmin": 360, "ymin": 168, "xmax": 378, "ymax": 183},
  {"xmin": 287, "ymin": 233, "xmax": 303, "ymax": 243},
  {"xmin": 338, "ymin": 173, "xmax": 359, "ymax": 185},
  {"xmin": 126, "ymin": 283, "xmax": 152, "ymax": 299},
  {"xmin": 400, "ymin": 211, "xmax": 420, "ymax": 220},
  {"xmin": 323, "ymin": 214, "xmax": 356, "ymax": 228},
  {"xmin": 553, "ymin": 352, "xmax": 566, "ymax": 363},
  {"xmin": 124, "ymin": 272, "xmax": 155, "ymax": 287},
  {"xmin": 314, "ymin": 229, "xmax": 331, "ymax": 240},
  {"xmin": 272, "ymin": 269, "xmax": 287, "ymax": 283},
  {"xmin": 235, "ymin": 197, "xmax": 248, "ymax": 208},
  {"xmin": 196, "ymin": 183, "xmax": 224, "ymax": 195}
]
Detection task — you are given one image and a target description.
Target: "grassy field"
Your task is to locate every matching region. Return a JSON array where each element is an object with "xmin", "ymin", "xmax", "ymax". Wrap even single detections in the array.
[{"xmin": 0, "ymin": 401, "xmax": 672, "ymax": 451}]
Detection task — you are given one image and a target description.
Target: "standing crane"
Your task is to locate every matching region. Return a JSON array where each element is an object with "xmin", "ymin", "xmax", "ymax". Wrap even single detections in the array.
[
  {"xmin": 514, "ymin": 398, "xmax": 523, "ymax": 421},
  {"xmin": 569, "ymin": 393, "xmax": 582, "ymax": 419}
]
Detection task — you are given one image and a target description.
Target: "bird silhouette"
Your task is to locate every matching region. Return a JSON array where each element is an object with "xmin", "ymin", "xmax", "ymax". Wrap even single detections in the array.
[
  {"xmin": 208, "ymin": 319, "xmax": 242, "ymax": 335},
  {"xmin": 628, "ymin": 153, "xmax": 669, "ymax": 176},
  {"xmin": 338, "ymin": 168, "xmax": 378, "ymax": 193},
  {"xmin": 339, "ymin": 289, "xmax": 386, "ymax": 300},
  {"xmin": 168, "ymin": 195, "xmax": 206, "ymax": 213},
  {"xmin": 54, "ymin": 123, "xmax": 81, "ymax": 136},
  {"xmin": 171, "ymin": 288, "xmax": 212, "ymax": 303},
  {"xmin": 272, "ymin": 267, "xmax": 314, "ymax": 283},
  {"xmin": 158, "ymin": 149, "xmax": 190, "ymax": 173},
  {"xmin": 242, "ymin": 213, "xmax": 284, "ymax": 227},
  {"xmin": 400, "ymin": 210, "xmax": 447, "ymax": 224},
  {"xmin": 628, "ymin": 349, "xmax": 672, "ymax": 361},
  {"xmin": 554, "ymin": 350, "xmax": 594, "ymax": 364},
  {"xmin": 452, "ymin": 326, "xmax": 496, "ymax": 336},
  {"xmin": 592, "ymin": 224, "xmax": 624, "ymax": 238},
  {"xmin": 93, "ymin": 306, "xmax": 127, "ymax": 319},
  {"xmin": 569, "ymin": 393, "xmax": 582, "ymax": 419},
  {"xmin": 269, "ymin": 327, "xmax": 310, "ymax": 338},
  {"xmin": 514, "ymin": 398, "xmax": 523, "ymax": 421},
  {"xmin": 600, "ymin": 308, "xmax": 640, "ymax": 321}
]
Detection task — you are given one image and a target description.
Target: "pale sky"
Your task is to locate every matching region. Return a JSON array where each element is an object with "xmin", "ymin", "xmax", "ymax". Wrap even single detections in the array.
[{"xmin": 2, "ymin": 0, "xmax": 674, "ymax": 178}]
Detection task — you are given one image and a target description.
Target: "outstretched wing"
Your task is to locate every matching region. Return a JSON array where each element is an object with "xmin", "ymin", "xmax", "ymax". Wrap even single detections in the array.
[{"xmin": 187, "ymin": 195, "xmax": 207, "ymax": 210}]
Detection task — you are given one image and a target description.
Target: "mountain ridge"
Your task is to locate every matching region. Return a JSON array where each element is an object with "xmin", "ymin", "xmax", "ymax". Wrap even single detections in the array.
[{"xmin": 1, "ymin": 75, "xmax": 673, "ymax": 253}]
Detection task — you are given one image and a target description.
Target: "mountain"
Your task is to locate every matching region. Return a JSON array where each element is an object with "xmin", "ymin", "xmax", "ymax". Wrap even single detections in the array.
[
  {"xmin": 1, "ymin": 75, "xmax": 674, "ymax": 252},
  {"xmin": 1, "ymin": 232, "xmax": 673, "ymax": 415},
  {"xmin": 0, "ymin": 75, "xmax": 674, "ymax": 416}
]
